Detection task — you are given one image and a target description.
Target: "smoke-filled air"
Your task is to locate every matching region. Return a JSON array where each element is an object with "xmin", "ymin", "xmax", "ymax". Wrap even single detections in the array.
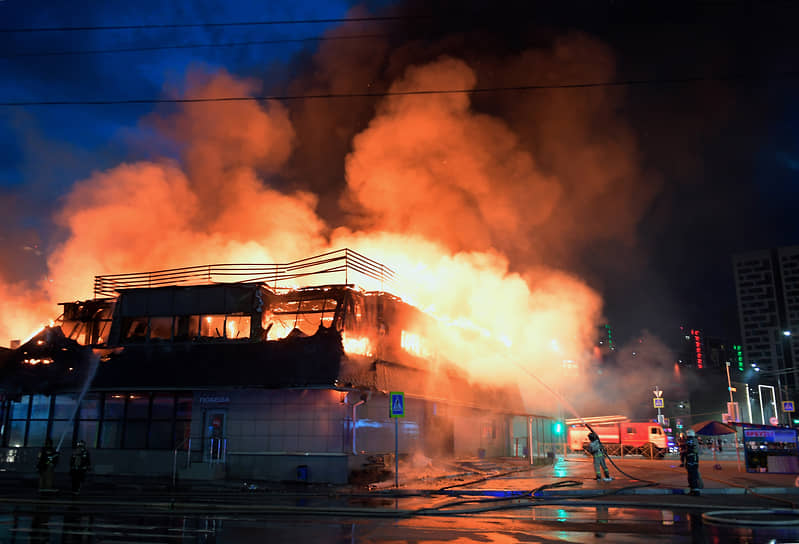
[{"xmin": 0, "ymin": 26, "xmax": 664, "ymax": 415}]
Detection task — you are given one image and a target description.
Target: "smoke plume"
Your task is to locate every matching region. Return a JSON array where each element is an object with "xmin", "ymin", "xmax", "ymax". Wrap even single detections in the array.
[{"xmin": 0, "ymin": 26, "xmax": 662, "ymax": 417}]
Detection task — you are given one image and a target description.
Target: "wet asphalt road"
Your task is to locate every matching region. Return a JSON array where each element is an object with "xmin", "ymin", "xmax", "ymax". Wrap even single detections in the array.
[
  {"xmin": 2, "ymin": 501, "xmax": 799, "ymax": 543},
  {"xmin": 1, "ymin": 453, "xmax": 798, "ymax": 542}
]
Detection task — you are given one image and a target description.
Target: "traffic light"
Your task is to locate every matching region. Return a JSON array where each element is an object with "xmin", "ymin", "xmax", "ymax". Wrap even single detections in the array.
[
  {"xmin": 553, "ymin": 422, "xmax": 563, "ymax": 435},
  {"xmin": 793, "ymin": 418, "xmax": 799, "ymax": 426}
]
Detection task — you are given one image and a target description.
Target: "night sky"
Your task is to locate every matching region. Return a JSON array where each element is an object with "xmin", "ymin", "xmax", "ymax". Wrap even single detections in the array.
[{"xmin": 2, "ymin": 0, "xmax": 799, "ymax": 351}]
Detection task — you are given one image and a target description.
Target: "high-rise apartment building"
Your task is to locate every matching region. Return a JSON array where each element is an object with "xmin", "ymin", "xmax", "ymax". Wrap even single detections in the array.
[{"xmin": 732, "ymin": 246, "xmax": 799, "ymax": 421}]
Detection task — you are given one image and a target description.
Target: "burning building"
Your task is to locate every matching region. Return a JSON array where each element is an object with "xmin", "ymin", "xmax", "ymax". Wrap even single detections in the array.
[{"xmin": 0, "ymin": 249, "xmax": 559, "ymax": 484}]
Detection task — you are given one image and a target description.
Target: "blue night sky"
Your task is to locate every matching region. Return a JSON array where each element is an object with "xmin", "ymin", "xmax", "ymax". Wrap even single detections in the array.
[{"xmin": 1, "ymin": 0, "xmax": 799, "ymax": 350}]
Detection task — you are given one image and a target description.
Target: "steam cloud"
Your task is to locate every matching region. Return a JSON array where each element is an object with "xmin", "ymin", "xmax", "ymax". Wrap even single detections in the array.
[{"xmin": 0, "ymin": 28, "xmax": 665, "ymax": 416}]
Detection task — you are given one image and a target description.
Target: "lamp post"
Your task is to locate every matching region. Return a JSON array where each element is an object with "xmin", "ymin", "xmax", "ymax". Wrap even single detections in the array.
[{"xmin": 725, "ymin": 361, "xmax": 742, "ymax": 472}]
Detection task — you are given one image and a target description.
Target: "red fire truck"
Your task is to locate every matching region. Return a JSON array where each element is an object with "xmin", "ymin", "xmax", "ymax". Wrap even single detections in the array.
[{"xmin": 566, "ymin": 415, "xmax": 668, "ymax": 458}]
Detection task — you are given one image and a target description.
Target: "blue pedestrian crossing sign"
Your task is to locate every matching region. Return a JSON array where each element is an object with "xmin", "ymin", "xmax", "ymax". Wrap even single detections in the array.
[
  {"xmin": 653, "ymin": 398, "xmax": 664, "ymax": 408},
  {"xmin": 783, "ymin": 400, "xmax": 795, "ymax": 412},
  {"xmin": 390, "ymin": 391, "xmax": 405, "ymax": 418}
]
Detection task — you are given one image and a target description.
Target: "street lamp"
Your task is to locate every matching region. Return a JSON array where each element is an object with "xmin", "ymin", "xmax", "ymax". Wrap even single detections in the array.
[{"xmin": 725, "ymin": 361, "xmax": 742, "ymax": 472}]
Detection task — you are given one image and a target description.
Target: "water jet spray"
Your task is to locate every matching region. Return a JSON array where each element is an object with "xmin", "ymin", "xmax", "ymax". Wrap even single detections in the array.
[{"xmin": 56, "ymin": 351, "xmax": 100, "ymax": 452}]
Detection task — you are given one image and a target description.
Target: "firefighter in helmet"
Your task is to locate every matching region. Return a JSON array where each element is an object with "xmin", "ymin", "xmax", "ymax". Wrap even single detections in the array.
[
  {"xmin": 36, "ymin": 438, "xmax": 59, "ymax": 492},
  {"xmin": 684, "ymin": 429, "xmax": 703, "ymax": 495},
  {"xmin": 587, "ymin": 432, "xmax": 612, "ymax": 481},
  {"xmin": 70, "ymin": 440, "xmax": 91, "ymax": 494}
]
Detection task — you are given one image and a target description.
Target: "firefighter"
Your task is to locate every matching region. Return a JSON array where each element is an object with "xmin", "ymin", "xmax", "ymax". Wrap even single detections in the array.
[
  {"xmin": 587, "ymin": 432, "xmax": 612, "ymax": 481},
  {"xmin": 685, "ymin": 429, "xmax": 703, "ymax": 495},
  {"xmin": 678, "ymin": 433, "xmax": 688, "ymax": 466},
  {"xmin": 70, "ymin": 440, "xmax": 91, "ymax": 494},
  {"xmin": 36, "ymin": 438, "xmax": 59, "ymax": 492}
]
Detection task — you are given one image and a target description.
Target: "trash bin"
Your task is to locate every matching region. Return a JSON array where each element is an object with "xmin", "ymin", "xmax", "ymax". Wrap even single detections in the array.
[{"xmin": 297, "ymin": 465, "xmax": 309, "ymax": 481}]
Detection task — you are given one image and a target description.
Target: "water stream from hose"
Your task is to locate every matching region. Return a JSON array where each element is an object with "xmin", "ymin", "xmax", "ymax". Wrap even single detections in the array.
[
  {"xmin": 512, "ymin": 360, "xmax": 653, "ymax": 482},
  {"xmin": 56, "ymin": 350, "xmax": 100, "ymax": 452}
]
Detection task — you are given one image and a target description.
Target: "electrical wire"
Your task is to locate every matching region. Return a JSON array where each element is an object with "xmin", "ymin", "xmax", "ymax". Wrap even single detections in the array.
[
  {"xmin": 0, "ymin": 33, "xmax": 388, "ymax": 59},
  {"xmin": 0, "ymin": 15, "xmax": 433, "ymax": 33},
  {"xmin": 2, "ymin": 71, "xmax": 799, "ymax": 107}
]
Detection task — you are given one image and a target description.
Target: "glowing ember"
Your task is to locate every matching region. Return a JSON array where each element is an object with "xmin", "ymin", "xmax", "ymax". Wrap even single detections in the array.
[{"xmin": 23, "ymin": 358, "xmax": 53, "ymax": 366}]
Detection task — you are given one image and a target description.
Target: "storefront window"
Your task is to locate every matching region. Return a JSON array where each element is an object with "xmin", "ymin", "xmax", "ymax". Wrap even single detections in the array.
[
  {"xmin": 53, "ymin": 395, "xmax": 78, "ymax": 419},
  {"xmin": 76, "ymin": 420, "xmax": 98, "ymax": 448},
  {"xmin": 176, "ymin": 396, "xmax": 193, "ymax": 418},
  {"xmin": 27, "ymin": 421, "xmax": 48, "ymax": 447},
  {"xmin": 79, "ymin": 395, "xmax": 101, "ymax": 419},
  {"xmin": 8, "ymin": 421, "xmax": 25, "ymax": 447},
  {"xmin": 104, "ymin": 395, "xmax": 125, "ymax": 419},
  {"xmin": 30, "ymin": 395, "xmax": 51, "ymax": 419},
  {"xmin": 50, "ymin": 421, "xmax": 72, "ymax": 447},
  {"xmin": 149, "ymin": 421, "xmax": 174, "ymax": 449},
  {"xmin": 100, "ymin": 421, "xmax": 121, "ymax": 448},
  {"xmin": 124, "ymin": 421, "xmax": 148, "ymax": 449},
  {"xmin": 3, "ymin": 391, "xmax": 191, "ymax": 451},
  {"xmin": 126, "ymin": 395, "xmax": 149, "ymax": 419},
  {"xmin": 152, "ymin": 394, "xmax": 174, "ymax": 419},
  {"xmin": 10, "ymin": 396, "xmax": 30, "ymax": 419}
]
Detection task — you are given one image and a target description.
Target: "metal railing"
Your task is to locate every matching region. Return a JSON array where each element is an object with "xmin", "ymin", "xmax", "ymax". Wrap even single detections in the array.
[
  {"xmin": 208, "ymin": 437, "xmax": 227, "ymax": 464},
  {"xmin": 171, "ymin": 436, "xmax": 229, "ymax": 486},
  {"xmin": 171, "ymin": 436, "xmax": 192, "ymax": 488},
  {"xmin": 94, "ymin": 248, "xmax": 397, "ymax": 298}
]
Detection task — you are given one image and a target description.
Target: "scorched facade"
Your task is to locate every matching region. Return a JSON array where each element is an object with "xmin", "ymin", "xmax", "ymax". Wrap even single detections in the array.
[{"xmin": 0, "ymin": 250, "xmax": 560, "ymax": 484}]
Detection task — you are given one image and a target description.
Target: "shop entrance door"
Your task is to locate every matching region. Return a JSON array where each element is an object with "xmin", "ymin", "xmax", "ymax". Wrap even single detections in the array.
[{"xmin": 204, "ymin": 410, "xmax": 227, "ymax": 462}]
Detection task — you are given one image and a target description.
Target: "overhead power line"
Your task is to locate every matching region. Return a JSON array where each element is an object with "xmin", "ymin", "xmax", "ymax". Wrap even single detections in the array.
[
  {"xmin": 0, "ymin": 14, "xmax": 431, "ymax": 33},
  {"xmin": 2, "ymin": 71, "xmax": 798, "ymax": 107},
  {"xmin": 0, "ymin": 33, "xmax": 386, "ymax": 59}
]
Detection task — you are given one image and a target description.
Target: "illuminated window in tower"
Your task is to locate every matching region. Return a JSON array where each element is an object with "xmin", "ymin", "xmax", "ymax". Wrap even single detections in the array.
[
  {"xmin": 733, "ymin": 344, "xmax": 744, "ymax": 372},
  {"xmin": 691, "ymin": 329, "xmax": 703, "ymax": 369}
]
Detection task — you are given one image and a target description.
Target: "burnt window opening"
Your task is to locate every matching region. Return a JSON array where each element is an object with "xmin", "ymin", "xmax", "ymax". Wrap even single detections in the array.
[
  {"xmin": 149, "ymin": 317, "xmax": 173, "ymax": 341},
  {"xmin": 122, "ymin": 314, "xmax": 252, "ymax": 343},
  {"xmin": 60, "ymin": 300, "xmax": 115, "ymax": 346},
  {"xmin": 199, "ymin": 315, "xmax": 226, "ymax": 339},
  {"xmin": 122, "ymin": 317, "xmax": 148, "ymax": 343},
  {"xmin": 264, "ymin": 297, "xmax": 340, "ymax": 339},
  {"xmin": 224, "ymin": 315, "xmax": 251, "ymax": 339},
  {"xmin": 174, "ymin": 315, "xmax": 200, "ymax": 341}
]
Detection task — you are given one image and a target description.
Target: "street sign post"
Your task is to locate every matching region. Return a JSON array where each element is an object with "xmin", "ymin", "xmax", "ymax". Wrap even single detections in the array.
[
  {"xmin": 390, "ymin": 392, "xmax": 405, "ymax": 418},
  {"xmin": 389, "ymin": 392, "xmax": 404, "ymax": 488},
  {"xmin": 653, "ymin": 387, "xmax": 664, "ymax": 423}
]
